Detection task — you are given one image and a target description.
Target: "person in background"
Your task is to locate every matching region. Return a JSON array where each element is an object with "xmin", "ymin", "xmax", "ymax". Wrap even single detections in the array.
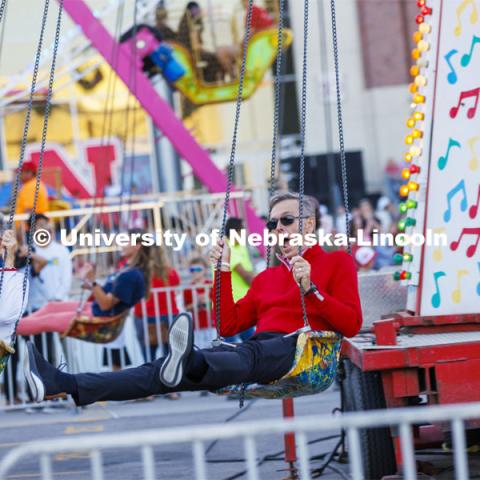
[
  {"xmin": 241, "ymin": 0, "xmax": 275, "ymax": 35},
  {"xmin": 384, "ymin": 157, "xmax": 403, "ymax": 206},
  {"xmin": 155, "ymin": 3, "xmax": 177, "ymax": 41},
  {"xmin": 26, "ymin": 214, "xmax": 72, "ymax": 365},
  {"xmin": 177, "ymin": 1, "xmax": 238, "ymax": 81},
  {"xmin": 376, "ymin": 196, "xmax": 394, "ymax": 232},
  {"xmin": 358, "ymin": 199, "xmax": 382, "ymax": 241},
  {"xmin": 15, "ymin": 161, "xmax": 49, "ymax": 216},
  {"xmin": 224, "ymin": 217, "xmax": 255, "ymax": 342},
  {"xmin": 183, "ymin": 257, "xmax": 214, "ymax": 349},
  {"xmin": 134, "ymin": 246, "xmax": 180, "ymax": 361}
]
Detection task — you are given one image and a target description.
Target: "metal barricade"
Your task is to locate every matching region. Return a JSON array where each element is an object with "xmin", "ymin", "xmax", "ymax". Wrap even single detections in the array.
[{"xmin": 1, "ymin": 401, "xmax": 479, "ymax": 479}]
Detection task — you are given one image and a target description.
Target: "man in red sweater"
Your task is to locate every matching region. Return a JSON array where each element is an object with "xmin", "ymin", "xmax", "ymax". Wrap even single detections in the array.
[{"xmin": 24, "ymin": 192, "xmax": 362, "ymax": 405}]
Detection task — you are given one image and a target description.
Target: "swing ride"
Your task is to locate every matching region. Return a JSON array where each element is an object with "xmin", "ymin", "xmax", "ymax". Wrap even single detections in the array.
[{"xmin": 1, "ymin": 0, "xmax": 480, "ymax": 478}]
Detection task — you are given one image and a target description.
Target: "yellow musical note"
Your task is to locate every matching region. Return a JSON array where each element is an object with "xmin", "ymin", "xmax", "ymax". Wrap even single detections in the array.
[
  {"xmin": 452, "ymin": 269, "xmax": 469, "ymax": 304},
  {"xmin": 454, "ymin": 0, "xmax": 479, "ymax": 37},
  {"xmin": 432, "ymin": 227, "xmax": 446, "ymax": 262},
  {"xmin": 469, "ymin": 136, "xmax": 480, "ymax": 171}
]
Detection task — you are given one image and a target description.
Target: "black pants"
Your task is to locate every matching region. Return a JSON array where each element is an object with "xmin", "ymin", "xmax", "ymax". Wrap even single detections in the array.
[{"xmin": 73, "ymin": 333, "xmax": 297, "ymax": 406}]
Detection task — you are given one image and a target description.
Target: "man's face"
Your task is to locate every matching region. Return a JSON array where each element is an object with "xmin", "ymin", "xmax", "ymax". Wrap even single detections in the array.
[
  {"xmin": 189, "ymin": 262, "xmax": 206, "ymax": 282},
  {"xmin": 269, "ymin": 199, "xmax": 315, "ymax": 259}
]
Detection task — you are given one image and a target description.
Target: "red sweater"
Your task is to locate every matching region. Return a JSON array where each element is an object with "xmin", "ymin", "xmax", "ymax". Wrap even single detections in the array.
[{"xmin": 213, "ymin": 245, "xmax": 362, "ymax": 338}]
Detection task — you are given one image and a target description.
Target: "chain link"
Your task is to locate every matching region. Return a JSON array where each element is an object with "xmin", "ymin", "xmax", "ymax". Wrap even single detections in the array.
[
  {"xmin": 0, "ymin": 0, "xmax": 8, "ymax": 26},
  {"xmin": 214, "ymin": 0, "xmax": 254, "ymax": 342},
  {"xmin": 298, "ymin": 0, "xmax": 310, "ymax": 329},
  {"xmin": 0, "ymin": 0, "xmax": 51, "ymax": 303},
  {"xmin": 266, "ymin": 0, "xmax": 285, "ymax": 268},
  {"xmin": 11, "ymin": 0, "xmax": 64, "ymax": 344},
  {"xmin": 330, "ymin": 0, "xmax": 351, "ymax": 253}
]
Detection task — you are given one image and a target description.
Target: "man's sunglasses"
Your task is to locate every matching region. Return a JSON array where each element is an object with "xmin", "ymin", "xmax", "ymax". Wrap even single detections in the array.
[{"xmin": 266, "ymin": 215, "xmax": 309, "ymax": 231}]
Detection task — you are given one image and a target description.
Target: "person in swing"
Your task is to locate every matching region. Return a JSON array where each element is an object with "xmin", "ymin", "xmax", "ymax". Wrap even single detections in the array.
[
  {"xmin": 0, "ymin": 229, "xmax": 29, "ymax": 357},
  {"xmin": 24, "ymin": 192, "xmax": 362, "ymax": 404}
]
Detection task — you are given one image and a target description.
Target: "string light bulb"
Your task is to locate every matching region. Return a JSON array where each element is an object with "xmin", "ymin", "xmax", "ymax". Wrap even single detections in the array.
[
  {"xmin": 407, "ymin": 118, "xmax": 416, "ymax": 128},
  {"xmin": 412, "ymin": 32, "xmax": 423, "ymax": 44},
  {"xmin": 419, "ymin": 23, "xmax": 432, "ymax": 34},
  {"xmin": 413, "ymin": 93, "xmax": 426, "ymax": 104},
  {"xmin": 400, "ymin": 271, "xmax": 412, "ymax": 281},
  {"xmin": 417, "ymin": 0, "xmax": 426, "ymax": 7},
  {"xmin": 400, "ymin": 185, "xmax": 410, "ymax": 197},
  {"xmin": 406, "ymin": 199, "xmax": 418, "ymax": 209},
  {"xmin": 416, "ymin": 14, "xmax": 425, "ymax": 24},
  {"xmin": 409, "ymin": 83, "xmax": 418, "ymax": 94},
  {"xmin": 393, "ymin": 253, "xmax": 403, "ymax": 265},
  {"xmin": 409, "ymin": 164, "xmax": 421, "ymax": 174},
  {"xmin": 417, "ymin": 40, "xmax": 430, "ymax": 52},
  {"xmin": 409, "ymin": 145, "xmax": 422, "ymax": 157},
  {"xmin": 405, "ymin": 152, "xmax": 413, "ymax": 162},
  {"xmin": 402, "ymin": 168, "xmax": 411, "ymax": 180},
  {"xmin": 405, "ymin": 135, "xmax": 414, "ymax": 145},
  {"xmin": 398, "ymin": 219, "xmax": 407, "ymax": 231},
  {"xmin": 412, "ymin": 48, "xmax": 421, "ymax": 60},
  {"xmin": 413, "ymin": 112, "xmax": 425, "ymax": 121},
  {"xmin": 422, "ymin": 6, "xmax": 432, "ymax": 15},
  {"xmin": 415, "ymin": 75, "xmax": 427, "ymax": 87},
  {"xmin": 410, "ymin": 65, "xmax": 420, "ymax": 77},
  {"xmin": 412, "ymin": 129, "xmax": 423, "ymax": 139},
  {"xmin": 403, "ymin": 253, "xmax": 413, "ymax": 262},
  {"xmin": 408, "ymin": 181, "xmax": 420, "ymax": 191}
]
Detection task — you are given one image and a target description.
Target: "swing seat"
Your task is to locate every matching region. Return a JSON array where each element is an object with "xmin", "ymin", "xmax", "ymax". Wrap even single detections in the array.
[
  {"xmin": 167, "ymin": 27, "xmax": 293, "ymax": 105},
  {"xmin": 0, "ymin": 340, "xmax": 15, "ymax": 376},
  {"xmin": 62, "ymin": 312, "xmax": 128, "ymax": 344},
  {"xmin": 216, "ymin": 331, "xmax": 342, "ymax": 399}
]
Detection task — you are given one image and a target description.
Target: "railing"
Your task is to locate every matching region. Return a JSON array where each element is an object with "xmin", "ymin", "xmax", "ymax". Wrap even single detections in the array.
[{"xmin": 0, "ymin": 401, "xmax": 478, "ymax": 479}]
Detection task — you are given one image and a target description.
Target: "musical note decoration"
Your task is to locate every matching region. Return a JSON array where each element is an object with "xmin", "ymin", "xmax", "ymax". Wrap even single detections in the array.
[
  {"xmin": 431, "ymin": 271, "xmax": 446, "ymax": 308},
  {"xmin": 454, "ymin": 0, "xmax": 479, "ymax": 37},
  {"xmin": 445, "ymin": 49, "xmax": 459, "ymax": 84},
  {"xmin": 477, "ymin": 263, "xmax": 480, "ymax": 296},
  {"xmin": 449, "ymin": 87, "xmax": 480, "ymax": 119},
  {"xmin": 451, "ymin": 269, "xmax": 469, "ymax": 304},
  {"xmin": 469, "ymin": 184, "xmax": 480, "ymax": 218},
  {"xmin": 438, "ymin": 138, "xmax": 461, "ymax": 170},
  {"xmin": 468, "ymin": 136, "xmax": 480, "ymax": 170},
  {"xmin": 450, "ymin": 227, "xmax": 480, "ymax": 257},
  {"xmin": 432, "ymin": 227, "xmax": 447, "ymax": 262},
  {"xmin": 461, "ymin": 35, "xmax": 480, "ymax": 67},
  {"xmin": 443, "ymin": 180, "xmax": 468, "ymax": 222}
]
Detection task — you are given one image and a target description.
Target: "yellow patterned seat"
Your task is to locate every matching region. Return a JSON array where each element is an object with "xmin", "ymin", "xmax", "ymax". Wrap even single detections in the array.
[{"xmin": 216, "ymin": 331, "xmax": 342, "ymax": 399}]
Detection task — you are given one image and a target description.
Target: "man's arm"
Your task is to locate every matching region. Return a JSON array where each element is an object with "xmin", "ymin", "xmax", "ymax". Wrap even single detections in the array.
[
  {"xmin": 305, "ymin": 252, "xmax": 363, "ymax": 338},
  {"xmin": 213, "ymin": 271, "xmax": 257, "ymax": 337}
]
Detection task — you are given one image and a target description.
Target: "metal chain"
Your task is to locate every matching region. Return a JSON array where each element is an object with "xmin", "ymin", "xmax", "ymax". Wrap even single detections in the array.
[
  {"xmin": 266, "ymin": 0, "xmax": 285, "ymax": 268},
  {"xmin": 0, "ymin": 0, "xmax": 51, "ymax": 301},
  {"xmin": 11, "ymin": 0, "xmax": 64, "ymax": 344},
  {"xmin": 330, "ymin": 0, "xmax": 351, "ymax": 253},
  {"xmin": 0, "ymin": 0, "xmax": 8, "ymax": 26},
  {"xmin": 213, "ymin": 0, "xmax": 254, "ymax": 343},
  {"xmin": 298, "ymin": 0, "xmax": 310, "ymax": 330}
]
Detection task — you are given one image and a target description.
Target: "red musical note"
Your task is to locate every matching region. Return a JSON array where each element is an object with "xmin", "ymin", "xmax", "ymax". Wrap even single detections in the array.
[
  {"xmin": 470, "ymin": 185, "xmax": 480, "ymax": 219},
  {"xmin": 450, "ymin": 228, "xmax": 480, "ymax": 257},
  {"xmin": 449, "ymin": 87, "xmax": 480, "ymax": 119}
]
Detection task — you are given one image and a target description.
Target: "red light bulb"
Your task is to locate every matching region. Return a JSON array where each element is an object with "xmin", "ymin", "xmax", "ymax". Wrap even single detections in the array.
[
  {"xmin": 400, "ymin": 271, "xmax": 408, "ymax": 281},
  {"xmin": 417, "ymin": 0, "xmax": 426, "ymax": 7},
  {"xmin": 422, "ymin": 6, "xmax": 432, "ymax": 15},
  {"xmin": 416, "ymin": 14, "xmax": 425, "ymax": 24},
  {"xmin": 409, "ymin": 164, "xmax": 421, "ymax": 174}
]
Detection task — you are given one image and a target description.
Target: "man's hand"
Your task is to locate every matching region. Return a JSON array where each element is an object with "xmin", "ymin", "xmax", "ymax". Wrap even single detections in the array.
[
  {"xmin": 209, "ymin": 237, "xmax": 231, "ymax": 271},
  {"xmin": 291, "ymin": 255, "xmax": 311, "ymax": 291},
  {"xmin": 1, "ymin": 230, "xmax": 17, "ymax": 269}
]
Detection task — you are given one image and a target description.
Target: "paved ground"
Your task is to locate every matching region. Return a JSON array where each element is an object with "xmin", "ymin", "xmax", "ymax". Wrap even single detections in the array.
[
  {"xmin": 0, "ymin": 388, "xmax": 346, "ymax": 480},
  {"xmin": 1, "ymin": 388, "xmax": 480, "ymax": 480}
]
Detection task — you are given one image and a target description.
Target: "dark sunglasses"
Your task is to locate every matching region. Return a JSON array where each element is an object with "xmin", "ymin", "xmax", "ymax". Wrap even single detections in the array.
[
  {"xmin": 266, "ymin": 215, "xmax": 309, "ymax": 231},
  {"xmin": 189, "ymin": 266, "xmax": 205, "ymax": 273}
]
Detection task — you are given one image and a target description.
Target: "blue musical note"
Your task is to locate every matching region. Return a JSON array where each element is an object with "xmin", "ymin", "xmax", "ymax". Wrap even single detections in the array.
[
  {"xmin": 438, "ymin": 138, "xmax": 461, "ymax": 170},
  {"xmin": 445, "ymin": 49, "xmax": 459, "ymax": 84},
  {"xmin": 462, "ymin": 35, "xmax": 480, "ymax": 67},
  {"xmin": 431, "ymin": 271, "xmax": 446, "ymax": 308},
  {"xmin": 444, "ymin": 180, "xmax": 468, "ymax": 222}
]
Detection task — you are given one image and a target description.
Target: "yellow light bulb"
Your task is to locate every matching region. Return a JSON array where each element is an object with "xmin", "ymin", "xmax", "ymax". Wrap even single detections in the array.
[
  {"xmin": 408, "ymin": 181, "xmax": 420, "ymax": 191},
  {"xmin": 413, "ymin": 94, "xmax": 426, "ymax": 104},
  {"xmin": 410, "ymin": 146, "xmax": 422, "ymax": 156},
  {"xmin": 406, "ymin": 118, "xmax": 416, "ymax": 128},
  {"xmin": 405, "ymin": 153, "xmax": 413, "ymax": 162},
  {"xmin": 411, "ymin": 49, "xmax": 421, "ymax": 60},
  {"xmin": 409, "ymin": 83, "xmax": 418, "ymax": 94},
  {"xmin": 405, "ymin": 135, "xmax": 414, "ymax": 145},
  {"xmin": 400, "ymin": 185, "xmax": 410, "ymax": 197},
  {"xmin": 412, "ymin": 129, "xmax": 423, "ymax": 139},
  {"xmin": 415, "ymin": 75, "xmax": 427, "ymax": 87},
  {"xmin": 417, "ymin": 40, "xmax": 430, "ymax": 52},
  {"xmin": 419, "ymin": 23, "xmax": 432, "ymax": 34},
  {"xmin": 402, "ymin": 168, "xmax": 411, "ymax": 180},
  {"xmin": 412, "ymin": 31, "xmax": 423, "ymax": 43},
  {"xmin": 410, "ymin": 65, "xmax": 420, "ymax": 77},
  {"xmin": 413, "ymin": 111, "xmax": 425, "ymax": 121}
]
